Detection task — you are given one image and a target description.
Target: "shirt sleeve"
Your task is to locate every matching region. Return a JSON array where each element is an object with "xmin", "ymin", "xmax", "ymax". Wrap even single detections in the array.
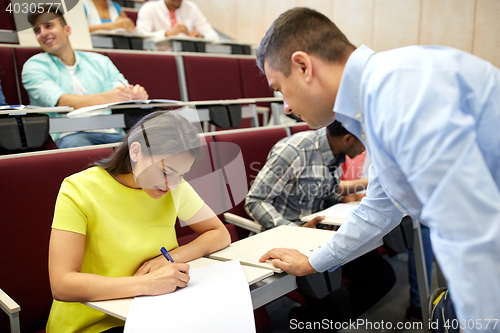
[
  {"xmin": 174, "ymin": 180, "xmax": 205, "ymax": 222},
  {"xmin": 245, "ymin": 143, "xmax": 301, "ymax": 230},
  {"xmin": 52, "ymin": 178, "xmax": 88, "ymax": 235},
  {"xmin": 102, "ymin": 55, "xmax": 128, "ymax": 88},
  {"xmin": 136, "ymin": 3, "xmax": 157, "ymax": 34},
  {"xmin": 309, "ymin": 164, "xmax": 403, "ymax": 272},
  {"xmin": 369, "ymin": 66, "xmax": 500, "ymax": 321},
  {"xmin": 189, "ymin": 2, "xmax": 218, "ymax": 41},
  {"xmin": 22, "ymin": 57, "xmax": 66, "ymax": 107}
]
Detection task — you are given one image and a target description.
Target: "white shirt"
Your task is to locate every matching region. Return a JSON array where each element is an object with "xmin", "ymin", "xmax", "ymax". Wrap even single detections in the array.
[{"xmin": 136, "ymin": 0, "xmax": 219, "ymax": 41}]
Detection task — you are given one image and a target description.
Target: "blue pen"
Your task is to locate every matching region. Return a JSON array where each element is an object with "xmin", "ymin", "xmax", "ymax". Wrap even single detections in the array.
[{"xmin": 160, "ymin": 247, "xmax": 175, "ymax": 263}]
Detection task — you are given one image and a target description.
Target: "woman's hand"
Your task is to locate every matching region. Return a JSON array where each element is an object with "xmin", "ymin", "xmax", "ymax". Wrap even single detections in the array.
[
  {"xmin": 140, "ymin": 263, "xmax": 191, "ymax": 295},
  {"xmin": 134, "ymin": 255, "xmax": 170, "ymax": 276}
]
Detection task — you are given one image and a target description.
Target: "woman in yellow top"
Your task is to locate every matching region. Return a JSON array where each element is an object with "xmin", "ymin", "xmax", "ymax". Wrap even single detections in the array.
[{"xmin": 46, "ymin": 111, "xmax": 231, "ymax": 333}]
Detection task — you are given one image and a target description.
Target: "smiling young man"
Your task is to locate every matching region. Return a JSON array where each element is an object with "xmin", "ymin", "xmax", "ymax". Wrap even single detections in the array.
[
  {"xmin": 257, "ymin": 8, "xmax": 500, "ymax": 329},
  {"xmin": 22, "ymin": 7, "xmax": 149, "ymax": 148}
]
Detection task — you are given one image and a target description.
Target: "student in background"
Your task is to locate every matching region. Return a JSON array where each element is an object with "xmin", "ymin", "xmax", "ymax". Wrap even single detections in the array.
[
  {"xmin": 246, "ymin": 121, "xmax": 394, "ymax": 327},
  {"xmin": 137, "ymin": 0, "xmax": 219, "ymax": 41},
  {"xmin": 47, "ymin": 111, "xmax": 231, "ymax": 333},
  {"xmin": 82, "ymin": 0, "xmax": 135, "ymax": 33},
  {"xmin": 22, "ymin": 6, "xmax": 148, "ymax": 148},
  {"xmin": 258, "ymin": 8, "xmax": 500, "ymax": 327}
]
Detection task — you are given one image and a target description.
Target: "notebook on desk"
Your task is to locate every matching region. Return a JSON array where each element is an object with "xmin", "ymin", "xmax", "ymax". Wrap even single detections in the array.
[
  {"xmin": 300, "ymin": 202, "xmax": 359, "ymax": 226},
  {"xmin": 208, "ymin": 225, "xmax": 335, "ymax": 273}
]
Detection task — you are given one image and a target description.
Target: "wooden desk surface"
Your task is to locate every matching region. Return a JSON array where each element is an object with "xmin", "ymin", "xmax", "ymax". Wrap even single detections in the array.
[{"xmin": 209, "ymin": 225, "xmax": 335, "ymax": 273}]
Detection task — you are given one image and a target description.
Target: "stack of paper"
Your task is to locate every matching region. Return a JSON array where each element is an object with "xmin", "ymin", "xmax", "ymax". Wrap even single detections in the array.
[{"xmin": 124, "ymin": 260, "xmax": 256, "ymax": 333}]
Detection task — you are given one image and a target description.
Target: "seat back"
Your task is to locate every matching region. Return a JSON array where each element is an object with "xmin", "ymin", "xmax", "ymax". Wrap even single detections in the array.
[
  {"xmin": 0, "ymin": 47, "xmax": 20, "ymax": 105},
  {"xmin": 238, "ymin": 58, "xmax": 274, "ymax": 106},
  {"xmin": 13, "ymin": 47, "xmax": 44, "ymax": 105},
  {"xmin": 211, "ymin": 127, "xmax": 288, "ymax": 218},
  {"xmin": 106, "ymin": 51, "xmax": 181, "ymax": 100},
  {"xmin": 182, "ymin": 55, "xmax": 243, "ymax": 101},
  {"xmin": 0, "ymin": 147, "xmax": 114, "ymax": 333}
]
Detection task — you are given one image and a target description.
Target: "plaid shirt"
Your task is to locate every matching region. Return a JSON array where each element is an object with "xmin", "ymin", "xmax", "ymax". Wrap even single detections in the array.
[{"xmin": 245, "ymin": 128, "xmax": 345, "ymax": 230}]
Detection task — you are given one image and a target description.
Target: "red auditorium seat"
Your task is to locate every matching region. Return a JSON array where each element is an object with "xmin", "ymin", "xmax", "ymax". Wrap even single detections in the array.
[
  {"xmin": 13, "ymin": 47, "xmax": 44, "ymax": 104},
  {"xmin": 182, "ymin": 55, "xmax": 243, "ymax": 101},
  {"xmin": 0, "ymin": 147, "xmax": 114, "ymax": 333},
  {"xmin": 0, "ymin": 47, "xmax": 21, "ymax": 104},
  {"xmin": 238, "ymin": 58, "xmax": 274, "ymax": 104},
  {"xmin": 211, "ymin": 127, "xmax": 288, "ymax": 222},
  {"xmin": 106, "ymin": 51, "xmax": 181, "ymax": 100}
]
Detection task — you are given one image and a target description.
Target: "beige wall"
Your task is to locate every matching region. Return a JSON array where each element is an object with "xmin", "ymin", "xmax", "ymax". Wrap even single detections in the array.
[{"xmin": 190, "ymin": 0, "xmax": 500, "ymax": 68}]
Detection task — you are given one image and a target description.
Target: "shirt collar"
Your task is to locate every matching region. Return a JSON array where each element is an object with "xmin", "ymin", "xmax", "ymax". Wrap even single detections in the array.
[
  {"xmin": 48, "ymin": 50, "xmax": 80, "ymax": 70},
  {"xmin": 318, "ymin": 127, "xmax": 335, "ymax": 166},
  {"xmin": 334, "ymin": 45, "xmax": 375, "ymax": 143}
]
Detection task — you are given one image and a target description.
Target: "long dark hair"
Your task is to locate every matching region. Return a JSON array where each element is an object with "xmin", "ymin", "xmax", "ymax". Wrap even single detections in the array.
[{"xmin": 96, "ymin": 111, "xmax": 202, "ymax": 176}]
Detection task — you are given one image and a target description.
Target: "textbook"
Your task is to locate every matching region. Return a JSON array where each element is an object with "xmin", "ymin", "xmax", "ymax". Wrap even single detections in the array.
[
  {"xmin": 300, "ymin": 202, "xmax": 359, "ymax": 226},
  {"xmin": 66, "ymin": 99, "xmax": 180, "ymax": 118}
]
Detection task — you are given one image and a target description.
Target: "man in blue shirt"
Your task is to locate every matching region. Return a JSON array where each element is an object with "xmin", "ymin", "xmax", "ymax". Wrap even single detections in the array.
[
  {"xmin": 258, "ymin": 8, "xmax": 500, "ymax": 330},
  {"xmin": 22, "ymin": 7, "xmax": 148, "ymax": 148}
]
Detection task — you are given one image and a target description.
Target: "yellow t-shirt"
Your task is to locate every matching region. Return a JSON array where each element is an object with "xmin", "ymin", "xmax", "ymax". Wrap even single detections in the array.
[{"xmin": 46, "ymin": 166, "xmax": 204, "ymax": 333}]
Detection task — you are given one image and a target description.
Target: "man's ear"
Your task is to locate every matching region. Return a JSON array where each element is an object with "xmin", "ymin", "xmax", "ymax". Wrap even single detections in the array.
[
  {"xmin": 291, "ymin": 51, "xmax": 313, "ymax": 83},
  {"xmin": 129, "ymin": 142, "xmax": 142, "ymax": 163},
  {"xmin": 343, "ymin": 134, "xmax": 353, "ymax": 145},
  {"xmin": 64, "ymin": 23, "xmax": 71, "ymax": 37}
]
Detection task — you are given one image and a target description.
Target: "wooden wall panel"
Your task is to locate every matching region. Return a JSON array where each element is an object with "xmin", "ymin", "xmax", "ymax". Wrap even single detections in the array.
[
  {"xmin": 295, "ymin": 0, "xmax": 333, "ymax": 18},
  {"xmin": 263, "ymin": 0, "xmax": 296, "ymax": 33},
  {"xmin": 420, "ymin": 0, "xmax": 476, "ymax": 52},
  {"xmin": 473, "ymin": 0, "xmax": 500, "ymax": 68},
  {"xmin": 372, "ymin": 0, "xmax": 421, "ymax": 52},
  {"xmin": 333, "ymin": 0, "xmax": 374, "ymax": 48},
  {"xmin": 235, "ymin": 0, "xmax": 266, "ymax": 44}
]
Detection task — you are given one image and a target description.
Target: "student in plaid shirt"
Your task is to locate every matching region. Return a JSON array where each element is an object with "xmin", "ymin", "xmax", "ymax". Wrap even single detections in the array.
[{"xmin": 245, "ymin": 121, "xmax": 395, "ymax": 328}]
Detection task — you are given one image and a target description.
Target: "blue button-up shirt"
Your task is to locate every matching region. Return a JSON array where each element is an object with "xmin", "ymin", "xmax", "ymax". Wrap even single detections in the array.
[
  {"xmin": 22, "ymin": 50, "xmax": 127, "ymax": 108},
  {"xmin": 309, "ymin": 45, "xmax": 500, "ymax": 325}
]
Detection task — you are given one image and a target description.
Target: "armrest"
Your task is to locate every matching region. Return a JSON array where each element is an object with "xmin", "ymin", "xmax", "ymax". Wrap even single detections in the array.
[
  {"xmin": 0, "ymin": 288, "xmax": 21, "ymax": 333},
  {"xmin": 223, "ymin": 212, "xmax": 263, "ymax": 234},
  {"xmin": 0, "ymin": 289, "xmax": 20, "ymax": 315}
]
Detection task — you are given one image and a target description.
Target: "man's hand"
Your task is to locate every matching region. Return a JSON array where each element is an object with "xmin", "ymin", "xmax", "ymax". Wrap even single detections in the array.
[
  {"xmin": 165, "ymin": 23, "xmax": 188, "ymax": 36},
  {"xmin": 108, "ymin": 86, "xmax": 134, "ymax": 103},
  {"xmin": 188, "ymin": 29, "xmax": 203, "ymax": 38},
  {"xmin": 301, "ymin": 215, "xmax": 325, "ymax": 229},
  {"xmin": 132, "ymin": 84, "xmax": 148, "ymax": 100},
  {"xmin": 259, "ymin": 248, "xmax": 317, "ymax": 276},
  {"xmin": 113, "ymin": 17, "xmax": 135, "ymax": 31}
]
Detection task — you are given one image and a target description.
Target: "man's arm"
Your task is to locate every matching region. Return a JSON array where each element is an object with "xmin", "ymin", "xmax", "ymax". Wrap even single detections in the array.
[{"xmin": 189, "ymin": 2, "xmax": 218, "ymax": 41}]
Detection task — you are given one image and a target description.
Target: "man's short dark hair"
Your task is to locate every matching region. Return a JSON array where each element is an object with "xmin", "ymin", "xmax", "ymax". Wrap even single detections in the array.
[
  {"xmin": 257, "ymin": 7, "xmax": 355, "ymax": 76},
  {"xmin": 326, "ymin": 120, "xmax": 350, "ymax": 137},
  {"xmin": 28, "ymin": 4, "xmax": 66, "ymax": 27}
]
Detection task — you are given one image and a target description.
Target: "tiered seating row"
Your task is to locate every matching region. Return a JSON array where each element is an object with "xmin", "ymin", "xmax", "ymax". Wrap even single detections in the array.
[
  {"xmin": 0, "ymin": 122, "xmax": 310, "ymax": 332},
  {"xmin": 0, "ymin": 45, "xmax": 273, "ymax": 108}
]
